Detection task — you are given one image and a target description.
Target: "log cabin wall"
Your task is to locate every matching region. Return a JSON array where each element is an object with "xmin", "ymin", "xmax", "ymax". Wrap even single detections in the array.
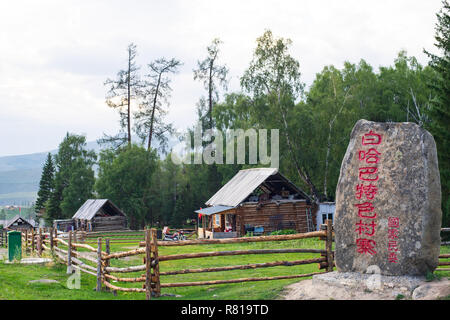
[{"xmin": 235, "ymin": 201, "xmax": 317, "ymax": 236}]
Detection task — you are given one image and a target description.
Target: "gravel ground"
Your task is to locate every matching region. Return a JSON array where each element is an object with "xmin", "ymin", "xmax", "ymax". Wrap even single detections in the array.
[{"xmin": 281, "ymin": 271, "xmax": 449, "ymax": 300}]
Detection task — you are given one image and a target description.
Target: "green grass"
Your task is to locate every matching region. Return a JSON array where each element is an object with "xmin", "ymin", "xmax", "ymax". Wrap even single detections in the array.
[
  {"xmin": 0, "ymin": 237, "xmax": 328, "ymax": 300},
  {"xmin": 0, "ymin": 237, "xmax": 448, "ymax": 300}
]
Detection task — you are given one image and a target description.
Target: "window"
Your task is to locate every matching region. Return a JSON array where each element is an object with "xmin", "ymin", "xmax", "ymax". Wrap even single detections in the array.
[
  {"xmin": 322, "ymin": 213, "xmax": 333, "ymax": 223},
  {"xmin": 215, "ymin": 214, "xmax": 220, "ymax": 226}
]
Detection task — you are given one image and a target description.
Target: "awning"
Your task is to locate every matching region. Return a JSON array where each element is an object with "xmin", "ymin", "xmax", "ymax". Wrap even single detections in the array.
[{"xmin": 195, "ymin": 205, "xmax": 234, "ymax": 216}]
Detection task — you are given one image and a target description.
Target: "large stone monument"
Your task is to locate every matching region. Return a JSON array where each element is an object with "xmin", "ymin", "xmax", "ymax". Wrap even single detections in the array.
[
  {"xmin": 282, "ymin": 119, "xmax": 447, "ymax": 300},
  {"xmin": 334, "ymin": 119, "xmax": 442, "ymax": 276}
]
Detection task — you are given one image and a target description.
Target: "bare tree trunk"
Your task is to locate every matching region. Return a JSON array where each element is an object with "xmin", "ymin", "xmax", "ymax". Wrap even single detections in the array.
[
  {"xmin": 208, "ymin": 61, "xmax": 213, "ymax": 130},
  {"xmin": 127, "ymin": 48, "xmax": 132, "ymax": 146},
  {"xmin": 148, "ymin": 73, "xmax": 162, "ymax": 151}
]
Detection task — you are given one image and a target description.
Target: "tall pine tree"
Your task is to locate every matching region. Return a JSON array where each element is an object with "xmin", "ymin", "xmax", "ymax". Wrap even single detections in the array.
[
  {"xmin": 46, "ymin": 133, "xmax": 96, "ymax": 224},
  {"xmin": 35, "ymin": 153, "xmax": 55, "ymax": 214},
  {"xmin": 424, "ymin": 0, "xmax": 450, "ymax": 226}
]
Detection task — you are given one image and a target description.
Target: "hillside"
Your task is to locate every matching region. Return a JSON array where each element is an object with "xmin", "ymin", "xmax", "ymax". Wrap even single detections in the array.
[
  {"xmin": 0, "ymin": 141, "xmax": 101, "ymax": 205},
  {"xmin": 0, "ymin": 139, "xmax": 172, "ymax": 206}
]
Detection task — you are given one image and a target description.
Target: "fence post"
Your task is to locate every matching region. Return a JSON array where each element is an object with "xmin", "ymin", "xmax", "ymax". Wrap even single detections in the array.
[
  {"xmin": 151, "ymin": 228, "xmax": 161, "ymax": 297},
  {"xmin": 38, "ymin": 228, "xmax": 43, "ymax": 256},
  {"xmin": 96, "ymin": 237, "xmax": 102, "ymax": 292},
  {"xmin": 49, "ymin": 227, "xmax": 53, "ymax": 252},
  {"xmin": 145, "ymin": 228, "xmax": 151, "ymax": 300},
  {"xmin": 31, "ymin": 228, "xmax": 35, "ymax": 253},
  {"xmin": 54, "ymin": 228, "xmax": 58, "ymax": 248},
  {"xmin": 325, "ymin": 219, "xmax": 333, "ymax": 272},
  {"xmin": 67, "ymin": 231, "xmax": 73, "ymax": 274},
  {"xmin": 24, "ymin": 230, "xmax": 28, "ymax": 253},
  {"xmin": 105, "ymin": 238, "xmax": 111, "ymax": 292}
]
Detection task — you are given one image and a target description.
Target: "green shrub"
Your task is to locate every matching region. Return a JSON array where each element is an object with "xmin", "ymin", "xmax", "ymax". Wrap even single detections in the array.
[{"xmin": 270, "ymin": 229, "xmax": 297, "ymax": 235}]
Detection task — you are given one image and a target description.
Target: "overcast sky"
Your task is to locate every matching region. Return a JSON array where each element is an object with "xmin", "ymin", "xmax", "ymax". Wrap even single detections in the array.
[{"xmin": 0, "ymin": 0, "xmax": 442, "ymax": 157}]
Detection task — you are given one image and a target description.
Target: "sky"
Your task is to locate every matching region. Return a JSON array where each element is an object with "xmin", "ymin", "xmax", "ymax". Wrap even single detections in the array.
[{"xmin": 0, "ymin": 0, "xmax": 443, "ymax": 157}]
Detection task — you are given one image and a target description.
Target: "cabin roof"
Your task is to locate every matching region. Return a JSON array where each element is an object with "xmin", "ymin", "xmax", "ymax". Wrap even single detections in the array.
[
  {"xmin": 72, "ymin": 199, "xmax": 126, "ymax": 220},
  {"xmin": 205, "ymin": 168, "xmax": 311, "ymax": 207},
  {"xmin": 5, "ymin": 215, "xmax": 36, "ymax": 228},
  {"xmin": 195, "ymin": 205, "xmax": 234, "ymax": 216}
]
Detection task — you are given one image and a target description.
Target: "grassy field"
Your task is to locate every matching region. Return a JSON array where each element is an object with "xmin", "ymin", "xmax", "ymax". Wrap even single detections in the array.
[{"xmin": 0, "ymin": 234, "xmax": 448, "ymax": 300}]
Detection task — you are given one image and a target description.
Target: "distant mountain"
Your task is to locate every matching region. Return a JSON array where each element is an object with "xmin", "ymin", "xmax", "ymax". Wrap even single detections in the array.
[
  {"xmin": 0, "ymin": 140, "xmax": 103, "ymax": 206},
  {"xmin": 0, "ymin": 137, "xmax": 177, "ymax": 206}
]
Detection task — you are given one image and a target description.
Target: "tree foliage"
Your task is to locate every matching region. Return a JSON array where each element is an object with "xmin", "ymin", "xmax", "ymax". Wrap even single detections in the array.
[
  {"xmin": 35, "ymin": 153, "xmax": 54, "ymax": 213},
  {"xmin": 135, "ymin": 58, "xmax": 181, "ymax": 152},
  {"xmin": 95, "ymin": 145, "xmax": 158, "ymax": 229},
  {"xmin": 425, "ymin": 0, "xmax": 450, "ymax": 226},
  {"xmin": 45, "ymin": 133, "xmax": 96, "ymax": 224}
]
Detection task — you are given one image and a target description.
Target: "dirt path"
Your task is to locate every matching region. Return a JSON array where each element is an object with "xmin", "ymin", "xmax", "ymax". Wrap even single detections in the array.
[{"xmin": 0, "ymin": 248, "xmax": 7, "ymax": 260}]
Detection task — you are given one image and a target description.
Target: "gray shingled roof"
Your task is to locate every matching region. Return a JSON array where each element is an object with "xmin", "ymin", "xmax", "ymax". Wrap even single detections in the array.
[
  {"xmin": 5, "ymin": 215, "xmax": 36, "ymax": 228},
  {"xmin": 72, "ymin": 199, "xmax": 126, "ymax": 220},
  {"xmin": 205, "ymin": 168, "xmax": 311, "ymax": 207}
]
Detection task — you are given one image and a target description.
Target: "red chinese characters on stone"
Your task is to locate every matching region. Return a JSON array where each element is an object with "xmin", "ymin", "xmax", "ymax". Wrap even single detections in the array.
[
  {"xmin": 388, "ymin": 217, "xmax": 400, "ymax": 228},
  {"xmin": 362, "ymin": 130, "xmax": 382, "ymax": 145},
  {"xmin": 354, "ymin": 202, "xmax": 377, "ymax": 219},
  {"xmin": 355, "ymin": 220, "xmax": 376, "ymax": 236},
  {"xmin": 388, "ymin": 228, "xmax": 399, "ymax": 240},
  {"xmin": 356, "ymin": 238, "xmax": 377, "ymax": 255},
  {"xmin": 355, "ymin": 130, "xmax": 383, "ymax": 257},
  {"xmin": 359, "ymin": 148, "xmax": 381, "ymax": 164},
  {"xmin": 387, "ymin": 217, "xmax": 400, "ymax": 263},
  {"xmin": 355, "ymin": 183, "xmax": 378, "ymax": 200},
  {"xmin": 388, "ymin": 252, "xmax": 399, "ymax": 263},
  {"xmin": 359, "ymin": 167, "xmax": 379, "ymax": 181}
]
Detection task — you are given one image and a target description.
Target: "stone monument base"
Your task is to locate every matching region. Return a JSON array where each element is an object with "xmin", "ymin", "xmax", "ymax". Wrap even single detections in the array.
[{"xmin": 282, "ymin": 271, "xmax": 450, "ymax": 300}]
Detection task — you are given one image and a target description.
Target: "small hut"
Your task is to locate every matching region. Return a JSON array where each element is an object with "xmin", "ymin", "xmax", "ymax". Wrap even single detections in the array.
[
  {"xmin": 195, "ymin": 168, "xmax": 317, "ymax": 239},
  {"xmin": 5, "ymin": 215, "xmax": 36, "ymax": 230},
  {"xmin": 72, "ymin": 199, "xmax": 128, "ymax": 232}
]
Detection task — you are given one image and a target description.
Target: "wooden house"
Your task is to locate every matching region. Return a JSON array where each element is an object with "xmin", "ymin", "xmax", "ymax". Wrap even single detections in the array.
[
  {"xmin": 53, "ymin": 219, "xmax": 74, "ymax": 232},
  {"xmin": 195, "ymin": 168, "xmax": 317, "ymax": 239},
  {"xmin": 5, "ymin": 215, "xmax": 36, "ymax": 230},
  {"xmin": 72, "ymin": 199, "xmax": 128, "ymax": 232}
]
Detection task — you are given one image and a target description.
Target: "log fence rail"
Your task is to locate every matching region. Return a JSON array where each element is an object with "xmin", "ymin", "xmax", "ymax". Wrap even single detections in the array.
[{"xmin": 11, "ymin": 222, "xmax": 450, "ymax": 299}]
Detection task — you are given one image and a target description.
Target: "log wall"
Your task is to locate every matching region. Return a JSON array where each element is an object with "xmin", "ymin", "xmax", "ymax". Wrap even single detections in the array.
[{"xmin": 235, "ymin": 201, "xmax": 316, "ymax": 236}]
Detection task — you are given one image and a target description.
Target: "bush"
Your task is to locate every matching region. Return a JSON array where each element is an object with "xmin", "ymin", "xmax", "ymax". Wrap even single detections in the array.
[{"xmin": 270, "ymin": 229, "xmax": 297, "ymax": 235}]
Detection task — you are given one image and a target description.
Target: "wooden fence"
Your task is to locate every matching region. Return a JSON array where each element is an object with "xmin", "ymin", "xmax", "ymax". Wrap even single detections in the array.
[
  {"xmin": 78, "ymin": 228, "xmax": 196, "ymax": 244},
  {"xmin": 14, "ymin": 223, "xmax": 450, "ymax": 299},
  {"xmin": 0, "ymin": 229, "xmax": 7, "ymax": 247}
]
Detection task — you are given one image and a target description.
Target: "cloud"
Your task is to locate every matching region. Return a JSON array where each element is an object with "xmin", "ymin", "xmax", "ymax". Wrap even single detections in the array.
[{"xmin": 0, "ymin": 0, "xmax": 443, "ymax": 156}]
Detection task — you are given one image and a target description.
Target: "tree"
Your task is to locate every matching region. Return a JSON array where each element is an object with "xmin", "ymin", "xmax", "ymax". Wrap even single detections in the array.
[
  {"xmin": 96, "ymin": 145, "xmax": 158, "ymax": 229},
  {"xmin": 194, "ymin": 38, "xmax": 229, "ymax": 131},
  {"xmin": 424, "ymin": 0, "xmax": 450, "ymax": 226},
  {"xmin": 35, "ymin": 153, "xmax": 55, "ymax": 213},
  {"xmin": 102, "ymin": 43, "xmax": 142, "ymax": 148},
  {"xmin": 135, "ymin": 58, "xmax": 181, "ymax": 152},
  {"xmin": 60, "ymin": 158, "xmax": 96, "ymax": 216},
  {"xmin": 240, "ymin": 30, "xmax": 322, "ymax": 200},
  {"xmin": 46, "ymin": 133, "xmax": 97, "ymax": 223}
]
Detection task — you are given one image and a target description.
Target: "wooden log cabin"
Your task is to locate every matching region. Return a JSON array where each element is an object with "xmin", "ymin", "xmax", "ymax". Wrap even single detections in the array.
[
  {"xmin": 195, "ymin": 168, "xmax": 317, "ymax": 239},
  {"xmin": 5, "ymin": 215, "xmax": 36, "ymax": 230},
  {"xmin": 72, "ymin": 199, "xmax": 128, "ymax": 232}
]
